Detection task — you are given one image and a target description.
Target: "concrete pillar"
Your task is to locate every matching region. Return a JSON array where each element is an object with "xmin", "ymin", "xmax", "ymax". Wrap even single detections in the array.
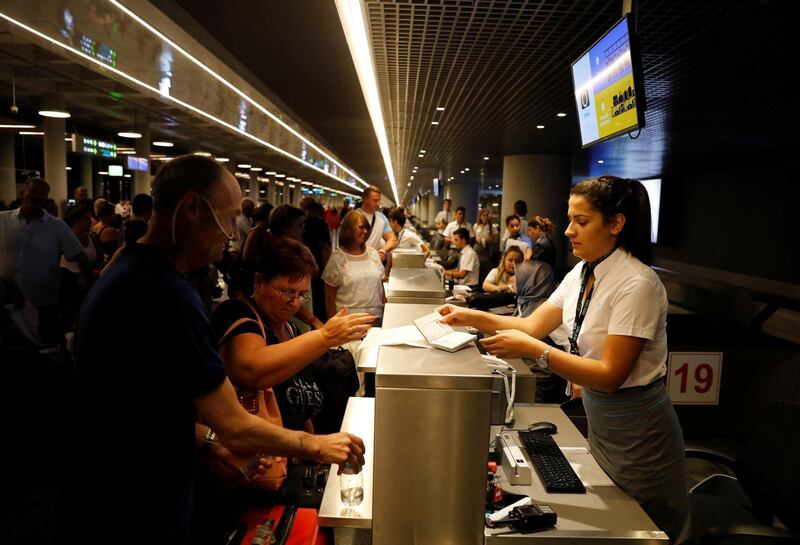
[
  {"xmin": 444, "ymin": 178, "xmax": 479, "ymax": 225},
  {"xmin": 267, "ymin": 179, "xmax": 276, "ymax": 204},
  {"xmin": 292, "ymin": 185, "xmax": 302, "ymax": 207},
  {"xmin": 134, "ymin": 122, "xmax": 151, "ymax": 196},
  {"xmin": 0, "ymin": 133, "xmax": 16, "ymax": 204},
  {"xmin": 427, "ymin": 193, "xmax": 439, "ymax": 226},
  {"xmin": 502, "ymin": 154, "xmax": 571, "ymax": 274},
  {"xmin": 43, "ymin": 115, "xmax": 67, "ymax": 213}
]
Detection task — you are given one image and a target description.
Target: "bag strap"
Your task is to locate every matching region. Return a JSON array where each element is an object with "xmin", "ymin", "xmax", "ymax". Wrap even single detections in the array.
[{"xmin": 217, "ymin": 298, "xmax": 267, "ymax": 346}]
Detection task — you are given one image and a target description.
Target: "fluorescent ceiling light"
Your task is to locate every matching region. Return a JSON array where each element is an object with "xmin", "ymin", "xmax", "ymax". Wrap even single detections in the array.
[
  {"xmin": 407, "ymin": 182, "xmax": 411, "ymax": 187},
  {"xmin": 436, "ymin": 107, "xmax": 445, "ymax": 111},
  {"xmin": 118, "ymin": 131, "xmax": 143, "ymax": 139},
  {"xmin": 194, "ymin": 151, "xmax": 212, "ymax": 157},
  {"xmin": 464, "ymin": 168, "xmax": 470, "ymax": 172},
  {"xmin": 124, "ymin": 174, "xmax": 132, "ymax": 178},
  {"xmin": 598, "ymin": 160, "xmax": 605, "ymax": 164},
  {"xmin": 237, "ymin": 163, "xmax": 252, "ymax": 169},
  {"xmin": 410, "ymin": 176, "xmax": 414, "ymax": 180},
  {"xmin": 153, "ymin": 141, "xmax": 173, "ymax": 147},
  {"xmin": 38, "ymin": 110, "xmax": 70, "ymax": 118},
  {"xmin": 266, "ymin": 171, "xmax": 276, "ymax": 176},
  {"xmin": 64, "ymin": 137, "xmax": 73, "ymax": 141},
  {"xmin": 483, "ymin": 156, "xmax": 489, "ymax": 160},
  {"xmin": 334, "ymin": 0, "xmax": 398, "ymax": 204},
  {"xmin": 418, "ymin": 154, "xmax": 423, "ymax": 158},
  {"xmin": 98, "ymin": 171, "xmax": 109, "ymax": 175},
  {"xmin": 250, "ymin": 167, "xmax": 263, "ymax": 172},
  {"xmin": 0, "ymin": 9, "xmax": 363, "ymax": 195},
  {"xmin": 19, "ymin": 131, "xmax": 44, "ymax": 135},
  {"xmin": 275, "ymin": 174, "xmax": 286, "ymax": 178},
  {"xmin": 65, "ymin": 166, "xmax": 72, "ymax": 170},
  {"xmin": 215, "ymin": 157, "xmax": 230, "ymax": 163},
  {"xmin": 431, "ymin": 121, "xmax": 439, "ymax": 125},
  {"xmin": 119, "ymin": 150, "xmax": 135, "ymax": 154},
  {"xmin": 0, "ymin": 124, "xmax": 35, "ymax": 129},
  {"xmin": 557, "ymin": 112, "xmax": 567, "ymax": 117},
  {"xmin": 420, "ymin": 150, "xmax": 426, "ymax": 153},
  {"xmin": 536, "ymin": 125, "xmax": 545, "ymax": 129}
]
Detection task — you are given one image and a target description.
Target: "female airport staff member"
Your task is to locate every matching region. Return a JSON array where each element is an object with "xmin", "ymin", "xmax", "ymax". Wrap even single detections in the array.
[{"xmin": 439, "ymin": 176, "xmax": 689, "ymax": 542}]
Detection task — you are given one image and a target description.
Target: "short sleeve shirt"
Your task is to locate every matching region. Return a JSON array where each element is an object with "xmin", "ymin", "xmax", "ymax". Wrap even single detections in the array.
[
  {"xmin": 548, "ymin": 249, "xmax": 668, "ymax": 388},
  {"xmin": 358, "ymin": 209, "xmax": 392, "ymax": 251},
  {"xmin": 0, "ymin": 209, "xmax": 83, "ymax": 305},
  {"xmin": 456, "ymin": 244, "xmax": 479, "ymax": 286},
  {"xmin": 322, "ymin": 247, "xmax": 385, "ymax": 317},
  {"xmin": 69, "ymin": 243, "xmax": 226, "ymax": 542},
  {"xmin": 396, "ymin": 228, "xmax": 425, "ymax": 251}
]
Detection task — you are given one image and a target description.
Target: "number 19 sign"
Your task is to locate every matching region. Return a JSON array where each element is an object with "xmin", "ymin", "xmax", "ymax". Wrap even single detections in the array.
[{"xmin": 666, "ymin": 352, "xmax": 723, "ymax": 405}]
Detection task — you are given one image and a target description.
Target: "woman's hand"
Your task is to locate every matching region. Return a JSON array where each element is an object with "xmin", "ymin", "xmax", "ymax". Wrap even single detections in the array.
[
  {"xmin": 320, "ymin": 307, "xmax": 375, "ymax": 346},
  {"xmin": 481, "ymin": 329, "xmax": 540, "ymax": 359},
  {"xmin": 436, "ymin": 304, "xmax": 477, "ymax": 327}
]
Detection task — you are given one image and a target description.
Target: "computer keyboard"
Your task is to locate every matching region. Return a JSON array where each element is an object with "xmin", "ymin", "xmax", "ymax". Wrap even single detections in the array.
[{"xmin": 517, "ymin": 431, "xmax": 586, "ymax": 493}]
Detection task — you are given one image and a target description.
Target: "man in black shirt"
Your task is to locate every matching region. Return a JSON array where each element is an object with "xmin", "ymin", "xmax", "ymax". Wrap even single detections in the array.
[
  {"xmin": 61, "ymin": 155, "xmax": 365, "ymax": 545},
  {"xmin": 300, "ymin": 197, "xmax": 332, "ymax": 322}
]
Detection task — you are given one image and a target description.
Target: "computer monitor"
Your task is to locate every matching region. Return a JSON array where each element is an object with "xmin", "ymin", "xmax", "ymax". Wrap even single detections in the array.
[{"xmin": 571, "ymin": 15, "xmax": 646, "ymax": 148}]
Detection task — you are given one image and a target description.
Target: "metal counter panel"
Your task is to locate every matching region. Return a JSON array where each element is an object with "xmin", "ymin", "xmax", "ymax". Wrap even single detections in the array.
[
  {"xmin": 318, "ymin": 397, "xmax": 375, "ymax": 529},
  {"xmin": 373, "ymin": 387, "xmax": 492, "ymax": 545},
  {"xmin": 386, "ymin": 267, "xmax": 444, "ymax": 298}
]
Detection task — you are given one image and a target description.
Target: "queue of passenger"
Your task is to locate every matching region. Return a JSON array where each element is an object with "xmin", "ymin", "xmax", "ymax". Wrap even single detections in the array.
[{"xmin": 0, "ymin": 154, "xmax": 690, "ymax": 544}]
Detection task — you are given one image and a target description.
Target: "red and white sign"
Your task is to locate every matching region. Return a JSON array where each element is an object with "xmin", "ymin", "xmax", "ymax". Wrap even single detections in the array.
[{"xmin": 666, "ymin": 352, "xmax": 723, "ymax": 405}]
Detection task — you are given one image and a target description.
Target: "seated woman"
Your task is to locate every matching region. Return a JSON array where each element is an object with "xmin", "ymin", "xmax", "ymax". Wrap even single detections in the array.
[
  {"xmin": 323, "ymin": 210, "xmax": 386, "ymax": 323},
  {"xmin": 482, "ymin": 246, "xmax": 524, "ymax": 293},
  {"xmin": 211, "ymin": 234, "xmax": 374, "ymax": 435}
]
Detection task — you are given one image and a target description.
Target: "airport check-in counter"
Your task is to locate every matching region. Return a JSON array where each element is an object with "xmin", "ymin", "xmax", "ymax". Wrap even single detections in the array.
[
  {"xmin": 391, "ymin": 249, "xmax": 426, "ymax": 269},
  {"xmin": 386, "ymin": 267, "xmax": 445, "ymax": 304},
  {"xmin": 320, "ymin": 303, "xmax": 667, "ymax": 544}
]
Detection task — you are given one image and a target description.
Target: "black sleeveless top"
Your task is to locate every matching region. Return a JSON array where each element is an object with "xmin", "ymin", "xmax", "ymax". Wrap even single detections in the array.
[{"xmin": 211, "ymin": 297, "xmax": 324, "ymax": 430}]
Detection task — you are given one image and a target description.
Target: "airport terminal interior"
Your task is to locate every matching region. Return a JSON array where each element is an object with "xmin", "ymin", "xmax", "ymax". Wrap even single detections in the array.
[{"xmin": 0, "ymin": 1, "xmax": 798, "ymax": 544}]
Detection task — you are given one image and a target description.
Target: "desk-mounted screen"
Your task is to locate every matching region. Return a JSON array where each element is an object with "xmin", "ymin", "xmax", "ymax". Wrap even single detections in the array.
[{"xmin": 571, "ymin": 16, "xmax": 645, "ymax": 148}]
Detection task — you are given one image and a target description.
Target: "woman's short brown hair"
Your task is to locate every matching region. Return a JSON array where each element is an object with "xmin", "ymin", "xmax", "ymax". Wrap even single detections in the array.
[
  {"xmin": 339, "ymin": 210, "xmax": 369, "ymax": 250},
  {"xmin": 250, "ymin": 233, "xmax": 317, "ymax": 282}
]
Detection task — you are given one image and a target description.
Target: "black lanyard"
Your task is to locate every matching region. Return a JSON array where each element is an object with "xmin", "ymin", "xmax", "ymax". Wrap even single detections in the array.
[
  {"xmin": 397, "ymin": 228, "xmax": 405, "ymax": 246},
  {"xmin": 568, "ymin": 250, "xmax": 615, "ymax": 355}
]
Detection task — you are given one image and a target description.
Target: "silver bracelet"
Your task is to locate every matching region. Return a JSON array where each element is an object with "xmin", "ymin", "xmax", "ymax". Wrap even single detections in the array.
[
  {"xmin": 205, "ymin": 428, "xmax": 217, "ymax": 442},
  {"xmin": 535, "ymin": 345, "xmax": 552, "ymax": 369}
]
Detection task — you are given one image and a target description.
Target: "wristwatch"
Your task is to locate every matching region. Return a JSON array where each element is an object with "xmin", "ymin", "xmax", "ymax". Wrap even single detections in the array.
[{"xmin": 535, "ymin": 345, "xmax": 552, "ymax": 369}]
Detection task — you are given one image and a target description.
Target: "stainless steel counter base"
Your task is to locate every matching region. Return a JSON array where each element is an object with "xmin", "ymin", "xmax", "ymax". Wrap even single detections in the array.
[{"xmin": 386, "ymin": 267, "xmax": 445, "ymax": 300}]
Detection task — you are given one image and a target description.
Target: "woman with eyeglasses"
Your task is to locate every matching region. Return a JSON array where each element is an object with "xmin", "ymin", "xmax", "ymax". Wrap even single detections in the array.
[
  {"xmin": 210, "ymin": 234, "xmax": 375, "ymax": 435},
  {"xmin": 322, "ymin": 210, "xmax": 387, "ymax": 323}
]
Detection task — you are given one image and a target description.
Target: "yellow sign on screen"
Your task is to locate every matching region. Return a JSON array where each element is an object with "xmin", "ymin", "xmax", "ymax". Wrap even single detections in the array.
[{"xmin": 594, "ymin": 73, "xmax": 639, "ymax": 138}]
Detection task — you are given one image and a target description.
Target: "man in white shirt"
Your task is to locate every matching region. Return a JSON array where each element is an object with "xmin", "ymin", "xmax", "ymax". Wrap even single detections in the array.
[
  {"xmin": 357, "ymin": 185, "xmax": 396, "ymax": 261},
  {"xmin": 433, "ymin": 198, "xmax": 452, "ymax": 249},
  {"xmin": 0, "ymin": 177, "xmax": 91, "ymax": 343},
  {"xmin": 442, "ymin": 206, "xmax": 476, "ymax": 248},
  {"xmin": 443, "ymin": 228, "xmax": 479, "ymax": 286}
]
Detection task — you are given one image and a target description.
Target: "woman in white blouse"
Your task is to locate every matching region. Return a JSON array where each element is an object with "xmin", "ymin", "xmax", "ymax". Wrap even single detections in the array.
[
  {"xmin": 323, "ymin": 210, "xmax": 386, "ymax": 322},
  {"xmin": 438, "ymin": 176, "xmax": 688, "ymax": 543}
]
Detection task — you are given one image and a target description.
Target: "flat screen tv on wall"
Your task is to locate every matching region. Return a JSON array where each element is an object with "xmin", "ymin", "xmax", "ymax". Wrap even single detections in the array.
[{"xmin": 571, "ymin": 16, "xmax": 646, "ymax": 148}]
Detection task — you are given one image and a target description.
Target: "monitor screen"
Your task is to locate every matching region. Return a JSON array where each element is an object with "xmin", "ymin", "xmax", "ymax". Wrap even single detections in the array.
[
  {"xmin": 108, "ymin": 165, "xmax": 123, "ymax": 177},
  {"xmin": 571, "ymin": 16, "xmax": 645, "ymax": 147}
]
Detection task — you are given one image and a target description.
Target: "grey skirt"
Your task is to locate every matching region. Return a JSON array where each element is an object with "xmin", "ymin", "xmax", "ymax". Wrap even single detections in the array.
[{"xmin": 583, "ymin": 380, "xmax": 690, "ymax": 543}]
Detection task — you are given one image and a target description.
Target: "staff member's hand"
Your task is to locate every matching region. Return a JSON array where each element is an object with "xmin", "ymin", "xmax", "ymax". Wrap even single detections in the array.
[
  {"xmin": 436, "ymin": 304, "xmax": 477, "ymax": 327},
  {"xmin": 481, "ymin": 329, "xmax": 540, "ymax": 359},
  {"xmin": 320, "ymin": 307, "xmax": 375, "ymax": 345},
  {"xmin": 315, "ymin": 433, "xmax": 366, "ymax": 473}
]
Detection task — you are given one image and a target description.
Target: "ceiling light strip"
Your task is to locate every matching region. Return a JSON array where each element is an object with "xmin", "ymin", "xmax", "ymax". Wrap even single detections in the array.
[
  {"xmin": 108, "ymin": 1, "xmax": 367, "ymax": 188},
  {"xmin": 334, "ymin": 0, "xmax": 399, "ymax": 204},
  {"xmin": 0, "ymin": 10, "xmax": 361, "ymax": 194}
]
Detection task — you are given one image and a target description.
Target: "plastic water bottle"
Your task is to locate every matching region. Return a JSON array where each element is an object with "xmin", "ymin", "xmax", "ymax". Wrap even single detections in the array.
[{"xmin": 339, "ymin": 463, "xmax": 364, "ymax": 506}]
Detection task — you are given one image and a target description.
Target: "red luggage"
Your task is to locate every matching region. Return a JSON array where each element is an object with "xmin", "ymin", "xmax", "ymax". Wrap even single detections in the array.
[{"xmin": 232, "ymin": 506, "xmax": 329, "ymax": 545}]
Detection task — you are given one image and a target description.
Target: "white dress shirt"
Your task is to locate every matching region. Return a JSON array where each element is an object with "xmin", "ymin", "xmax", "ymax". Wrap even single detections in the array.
[{"xmin": 548, "ymin": 248, "xmax": 668, "ymax": 388}]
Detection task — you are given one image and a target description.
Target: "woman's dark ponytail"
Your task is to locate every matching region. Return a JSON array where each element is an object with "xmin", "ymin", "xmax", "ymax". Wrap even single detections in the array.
[{"xmin": 571, "ymin": 176, "xmax": 653, "ymax": 265}]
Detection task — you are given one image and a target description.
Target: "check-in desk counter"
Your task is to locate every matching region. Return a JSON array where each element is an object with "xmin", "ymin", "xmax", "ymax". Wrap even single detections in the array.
[
  {"xmin": 386, "ymin": 267, "xmax": 444, "ymax": 304},
  {"xmin": 372, "ymin": 306, "xmax": 494, "ymax": 545},
  {"xmin": 391, "ymin": 249, "xmax": 426, "ymax": 269},
  {"xmin": 485, "ymin": 405, "xmax": 668, "ymax": 544}
]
